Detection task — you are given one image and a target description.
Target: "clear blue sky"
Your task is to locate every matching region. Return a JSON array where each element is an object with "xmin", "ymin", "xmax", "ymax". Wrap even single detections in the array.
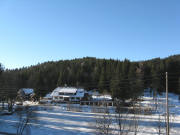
[{"xmin": 0, "ymin": 0, "xmax": 180, "ymax": 69}]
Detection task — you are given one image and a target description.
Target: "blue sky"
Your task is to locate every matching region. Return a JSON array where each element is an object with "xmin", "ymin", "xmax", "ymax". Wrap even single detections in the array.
[{"xmin": 0, "ymin": 0, "xmax": 180, "ymax": 69}]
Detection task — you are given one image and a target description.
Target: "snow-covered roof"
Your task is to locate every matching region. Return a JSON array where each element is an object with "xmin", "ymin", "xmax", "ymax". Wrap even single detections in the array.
[
  {"xmin": 55, "ymin": 87, "xmax": 77, "ymax": 93},
  {"xmin": 92, "ymin": 95, "xmax": 112, "ymax": 101},
  {"xmin": 21, "ymin": 88, "xmax": 34, "ymax": 95},
  {"xmin": 73, "ymin": 89, "xmax": 84, "ymax": 98},
  {"xmin": 44, "ymin": 93, "xmax": 52, "ymax": 99},
  {"xmin": 88, "ymin": 90, "xmax": 100, "ymax": 96},
  {"xmin": 50, "ymin": 87, "xmax": 85, "ymax": 97}
]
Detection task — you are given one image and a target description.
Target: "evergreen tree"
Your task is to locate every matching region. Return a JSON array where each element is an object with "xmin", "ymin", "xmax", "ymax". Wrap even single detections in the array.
[
  {"xmin": 128, "ymin": 63, "xmax": 142, "ymax": 99},
  {"xmin": 98, "ymin": 67, "xmax": 107, "ymax": 93},
  {"xmin": 178, "ymin": 77, "xmax": 180, "ymax": 94},
  {"xmin": 110, "ymin": 65, "xmax": 121, "ymax": 99},
  {"xmin": 0, "ymin": 63, "xmax": 3, "ymax": 75}
]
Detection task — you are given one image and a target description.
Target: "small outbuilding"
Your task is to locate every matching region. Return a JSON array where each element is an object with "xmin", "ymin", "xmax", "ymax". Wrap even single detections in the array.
[
  {"xmin": 92, "ymin": 95, "xmax": 112, "ymax": 101},
  {"xmin": 87, "ymin": 90, "xmax": 112, "ymax": 101},
  {"xmin": 40, "ymin": 93, "xmax": 52, "ymax": 104},
  {"xmin": 17, "ymin": 88, "xmax": 35, "ymax": 101}
]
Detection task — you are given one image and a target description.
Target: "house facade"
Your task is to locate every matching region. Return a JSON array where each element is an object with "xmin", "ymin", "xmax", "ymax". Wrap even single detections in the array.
[
  {"xmin": 17, "ymin": 88, "xmax": 35, "ymax": 101},
  {"xmin": 50, "ymin": 87, "xmax": 85, "ymax": 102}
]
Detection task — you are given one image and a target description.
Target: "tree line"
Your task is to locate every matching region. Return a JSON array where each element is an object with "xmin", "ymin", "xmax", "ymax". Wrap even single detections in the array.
[{"xmin": 0, "ymin": 55, "xmax": 180, "ymax": 101}]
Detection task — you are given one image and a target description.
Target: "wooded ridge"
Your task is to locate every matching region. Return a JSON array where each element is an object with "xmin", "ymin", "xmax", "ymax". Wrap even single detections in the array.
[{"xmin": 0, "ymin": 55, "xmax": 180, "ymax": 100}]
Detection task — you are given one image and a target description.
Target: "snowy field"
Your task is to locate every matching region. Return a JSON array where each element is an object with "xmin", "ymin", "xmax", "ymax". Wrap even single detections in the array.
[{"xmin": 0, "ymin": 93, "xmax": 180, "ymax": 135}]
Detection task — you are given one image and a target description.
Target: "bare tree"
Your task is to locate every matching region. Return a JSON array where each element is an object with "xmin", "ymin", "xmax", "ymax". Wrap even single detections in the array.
[
  {"xmin": 155, "ymin": 98, "xmax": 165, "ymax": 135},
  {"xmin": 115, "ymin": 100, "xmax": 131, "ymax": 135},
  {"xmin": 95, "ymin": 104, "xmax": 113, "ymax": 135},
  {"xmin": 157, "ymin": 112, "xmax": 165, "ymax": 135},
  {"xmin": 7, "ymin": 98, "xmax": 15, "ymax": 113},
  {"xmin": 131, "ymin": 99, "xmax": 141, "ymax": 135},
  {"xmin": 0, "ymin": 96, "xmax": 5, "ymax": 111},
  {"xmin": 16, "ymin": 105, "xmax": 36, "ymax": 135}
]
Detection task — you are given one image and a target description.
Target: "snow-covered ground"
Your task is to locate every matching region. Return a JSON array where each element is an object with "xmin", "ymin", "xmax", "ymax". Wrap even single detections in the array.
[
  {"xmin": 0, "ymin": 105, "xmax": 97, "ymax": 135},
  {"xmin": 0, "ymin": 92, "xmax": 180, "ymax": 135}
]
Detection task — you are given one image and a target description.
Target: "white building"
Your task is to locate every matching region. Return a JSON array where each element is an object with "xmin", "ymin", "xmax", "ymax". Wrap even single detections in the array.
[
  {"xmin": 88, "ymin": 90, "xmax": 112, "ymax": 101},
  {"xmin": 50, "ymin": 87, "xmax": 85, "ymax": 102},
  {"xmin": 92, "ymin": 95, "xmax": 112, "ymax": 101}
]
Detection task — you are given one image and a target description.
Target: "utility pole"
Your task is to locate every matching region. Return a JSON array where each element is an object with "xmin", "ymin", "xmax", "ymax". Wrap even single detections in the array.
[{"xmin": 166, "ymin": 72, "xmax": 169, "ymax": 135}]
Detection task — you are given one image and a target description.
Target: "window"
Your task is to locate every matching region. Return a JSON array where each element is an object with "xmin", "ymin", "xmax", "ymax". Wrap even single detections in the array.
[
  {"xmin": 59, "ymin": 97, "xmax": 63, "ymax": 99},
  {"xmin": 64, "ymin": 97, "xmax": 69, "ymax": 101},
  {"xmin": 65, "ymin": 93, "xmax": 74, "ymax": 95},
  {"xmin": 59, "ymin": 92, "xmax": 64, "ymax": 95}
]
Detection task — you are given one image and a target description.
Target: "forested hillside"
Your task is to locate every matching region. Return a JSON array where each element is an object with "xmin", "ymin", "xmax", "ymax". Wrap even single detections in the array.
[{"xmin": 0, "ymin": 55, "xmax": 180, "ymax": 100}]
